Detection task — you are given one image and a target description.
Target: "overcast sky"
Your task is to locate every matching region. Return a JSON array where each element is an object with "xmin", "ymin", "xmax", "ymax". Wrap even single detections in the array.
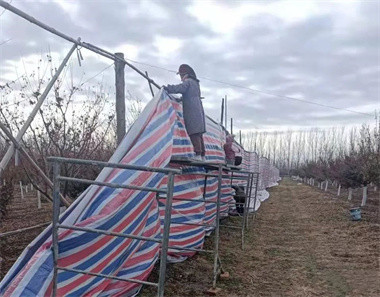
[{"xmin": 1, "ymin": 0, "xmax": 379, "ymax": 132}]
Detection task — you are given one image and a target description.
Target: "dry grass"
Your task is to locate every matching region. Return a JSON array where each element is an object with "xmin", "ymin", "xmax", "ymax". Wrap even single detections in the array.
[
  {"xmin": 142, "ymin": 178, "xmax": 379, "ymax": 296},
  {"xmin": 1, "ymin": 179, "xmax": 378, "ymax": 296}
]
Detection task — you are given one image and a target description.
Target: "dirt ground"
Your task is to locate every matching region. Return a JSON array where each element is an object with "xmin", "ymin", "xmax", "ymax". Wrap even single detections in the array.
[
  {"xmin": 1, "ymin": 179, "xmax": 379, "ymax": 296},
  {"xmin": 0, "ymin": 187, "xmax": 52, "ymax": 279},
  {"xmin": 141, "ymin": 178, "xmax": 379, "ymax": 297}
]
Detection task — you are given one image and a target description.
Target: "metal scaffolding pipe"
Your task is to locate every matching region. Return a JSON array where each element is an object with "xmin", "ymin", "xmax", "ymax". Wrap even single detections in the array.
[
  {"xmin": 58, "ymin": 224, "xmax": 162, "ymax": 243},
  {"xmin": 57, "ymin": 267, "xmax": 158, "ymax": 287},
  {"xmin": 0, "ymin": 43, "xmax": 77, "ymax": 180},
  {"xmin": 57, "ymin": 176, "xmax": 167, "ymax": 194},
  {"xmin": 0, "ymin": 0, "xmax": 160, "ymax": 88},
  {"xmin": 47, "ymin": 156, "xmax": 181, "ymax": 174},
  {"xmin": 0, "ymin": 122, "xmax": 70, "ymax": 207}
]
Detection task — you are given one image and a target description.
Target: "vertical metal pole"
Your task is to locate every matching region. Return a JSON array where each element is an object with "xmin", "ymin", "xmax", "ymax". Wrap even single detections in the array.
[
  {"xmin": 248, "ymin": 173, "xmax": 256, "ymax": 222},
  {"xmin": 202, "ymin": 173, "xmax": 208, "ymax": 200},
  {"xmin": 213, "ymin": 165, "xmax": 222, "ymax": 288},
  {"xmin": 14, "ymin": 149, "xmax": 20, "ymax": 166},
  {"xmin": 37, "ymin": 190, "xmax": 41, "ymax": 209},
  {"xmin": 115, "ymin": 52, "xmax": 126, "ymax": 145},
  {"xmin": 19, "ymin": 181, "xmax": 24, "ymax": 199},
  {"xmin": 361, "ymin": 186, "xmax": 368, "ymax": 206},
  {"xmin": 224, "ymin": 95, "xmax": 227, "ymax": 129},
  {"xmin": 239, "ymin": 130, "xmax": 242, "ymax": 145},
  {"xmin": 230, "ymin": 118, "xmax": 233, "ymax": 135},
  {"xmin": 157, "ymin": 172, "xmax": 175, "ymax": 297},
  {"xmin": 245, "ymin": 173, "xmax": 254, "ymax": 229},
  {"xmin": 252, "ymin": 173, "xmax": 259, "ymax": 219},
  {"xmin": 220, "ymin": 98, "xmax": 224, "ymax": 126},
  {"xmin": 241, "ymin": 174, "xmax": 250, "ymax": 249},
  {"xmin": 0, "ymin": 44, "xmax": 77, "ymax": 179},
  {"xmin": 52, "ymin": 161, "xmax": 61, "ymax": 297}
]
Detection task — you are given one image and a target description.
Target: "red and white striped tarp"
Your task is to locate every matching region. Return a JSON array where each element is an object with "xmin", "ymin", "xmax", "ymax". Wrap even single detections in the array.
[{"xmin": 1, "ymin": 89, "xmax": 278, "ymax": 296}]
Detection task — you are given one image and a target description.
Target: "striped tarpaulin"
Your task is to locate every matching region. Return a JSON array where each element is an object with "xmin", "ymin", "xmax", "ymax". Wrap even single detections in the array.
[
  {"xmin": 1, "ymin": 88, "xmax": 277, "ymax": 296},
  {"xmin": 1, "ymin": 90, "xmax": 176, "ymax": 296}
]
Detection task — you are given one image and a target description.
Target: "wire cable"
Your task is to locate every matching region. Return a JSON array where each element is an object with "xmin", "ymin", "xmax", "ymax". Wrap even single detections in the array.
[
  {"xmin": 79, "ymin": 63, "xmax": 114, "ymax": 87},
  {"xmin": 124, "ymin": 58, "xmax": 374, "ymax": 117},
  {"xmin": 0, "ymin": 38, "xmax": 12, "ymax": 46},
  {"xmin": 0, "ymin": 0, "xmax": 11, "ymax": 17}
]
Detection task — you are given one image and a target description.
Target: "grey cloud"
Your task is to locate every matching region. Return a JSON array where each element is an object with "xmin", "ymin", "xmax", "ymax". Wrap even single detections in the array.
[{"xmin": 1, "ymin": 0, "xmax": 379, "ymax": 131}]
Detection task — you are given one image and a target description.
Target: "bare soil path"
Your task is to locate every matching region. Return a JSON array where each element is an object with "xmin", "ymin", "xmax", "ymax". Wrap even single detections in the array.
[
  {"xmin": 142, "ymin": 178, "xmax": 379, "ymax": 297},
  {"xmin": 0, "ymin": 186, "xmax": 52, "ymax": 279},
  {"xmin": 1, "ymin": 179, "xmax": 378, "ymax": 296}
]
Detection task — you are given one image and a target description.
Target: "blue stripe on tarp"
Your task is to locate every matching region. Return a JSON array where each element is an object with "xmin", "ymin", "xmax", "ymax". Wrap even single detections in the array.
[
  {"xmin": 166, "ymin": 228, "xmax": 204, "ymax": 240},
  {"xmin": 20, "ymin": 202, "xmax": 155, "ymax": 294},
  {"xmin": 171, "ymin": 214, "xmax": 204, "ymax": 224},
  {"xmin": 20, "ymin": 253, "xmax": 53, "ymax": 296},
  {"xmin": 59, "ymin": 174, "xmax": 164, "ymax": 253},
  {"xmin": 0, "ymin": 192, "xmax": 80, "ymax": 294},
  {"xmin": 173, "ymin": 139, "xmax": 192, "ymax": 146},
  {"xmin": 81, "ymin": 127, "xmax": 173, "ymax": 219},
  {"xmin": 204, "ymin": 144, "xmax": 223, "ymax": 151},
  {"xmin": 66, "ymin": 232, "xmax": 144, "ymax": 296},
  {"xmin": 58, "ymin": 205, "xmax": 151, "ymax": 282}
]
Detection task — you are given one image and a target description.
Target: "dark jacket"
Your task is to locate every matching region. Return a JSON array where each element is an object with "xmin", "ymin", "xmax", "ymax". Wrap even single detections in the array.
[{"xmin": 165, "ymin": 78, "xmax": 206, "ymax": 136}]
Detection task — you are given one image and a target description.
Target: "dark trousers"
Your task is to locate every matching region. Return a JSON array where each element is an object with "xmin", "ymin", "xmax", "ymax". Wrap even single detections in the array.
[{"xmin": 189, "ymin": 133, "xmax": 205, "ymax": 156}]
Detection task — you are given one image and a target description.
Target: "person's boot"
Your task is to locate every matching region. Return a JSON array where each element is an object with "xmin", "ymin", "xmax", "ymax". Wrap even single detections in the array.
[{"xmin": 192, "ymin": 155, "xmax": 202, "ymax": 162}]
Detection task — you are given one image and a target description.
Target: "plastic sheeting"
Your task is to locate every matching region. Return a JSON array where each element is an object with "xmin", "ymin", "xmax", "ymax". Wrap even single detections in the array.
[{"xmin": 1, "ymin": 89, "xmax": 280, "ymax": 296}]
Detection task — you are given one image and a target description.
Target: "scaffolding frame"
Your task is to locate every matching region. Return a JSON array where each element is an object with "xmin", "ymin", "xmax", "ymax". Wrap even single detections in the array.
[
  {"xmin": 168, "ymin": 158, "xmax": 259, "ymax": 286},
  {"xmin": 49, "ymin": 156, "xmax": 259, "ymax": 296},
  {"xmin": 49, "ymin": 156, "xmax": 181, "ymax": 297}
]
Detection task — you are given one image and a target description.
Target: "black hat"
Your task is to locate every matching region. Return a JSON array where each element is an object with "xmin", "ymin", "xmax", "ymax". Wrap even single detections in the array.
[{"xmin": 177, "ymin": 64, "xmax": 196, "ymax": 78}]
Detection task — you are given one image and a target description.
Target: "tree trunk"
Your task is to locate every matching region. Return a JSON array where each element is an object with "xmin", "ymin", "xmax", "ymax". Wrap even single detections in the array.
[
  {"xmin": 324, "ymin": 180, "xmax": 328, "ymax": 192},
  {"xmin": 337, "ymin": 184, "xmax": 341, "ymax": 196},
  {"xmin": 348, "ymin": 188, "xmax": 353, "ymax": 200},
  {"xmin": 361, "ymin": 186, "xmax": 368, "ymax": 206}
]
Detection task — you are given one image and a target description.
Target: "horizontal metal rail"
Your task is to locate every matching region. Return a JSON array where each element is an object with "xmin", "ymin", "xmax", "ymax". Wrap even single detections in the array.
[
  {"xmin": 58, "ymin": 224, "xmax": 161, "ymax": 243},
  {"xmin": 168, "ymin": 246, "xmax": 213, "ymax": 253},
  {"xmin": 57, "ymin": 267, "xmax": 158, "ymax": 287},
  {"xmin": 169, "ymin": 159, "xmax": 259, "ymax": 176},
  {"xmin": 185, "ymin": 172, "xmax": 250, "ymax": 180},
  {"xmin": 180, "ymin": 172, "xmax": 223, "ymax": 178},
  {"xmin": 0, "ymin": 0, "xmax": 161, "ymax": 89},
  {"xmin": 170, "ymin": 221, "xmax": 216, "ymax": 228},
  {"xmin": 0, "ymin": 222, "xmax": 50, "ymax": 238},
  {"xmin": 47, "ymin": 156, "xmax": 181, "ymax": 174},
  {"xmin": 169, "ymin": 159, "xmax": 227, "ymax": 170},
  {"xmin": 220, "ymin": 225, "xmax": 242, "ymax": 230},
  {"xmin": 235, "ymin": 170, "xmax": 259, "ymax": 175},
  {"xmin": 58, "ymin": 176, "xmax": 167, "ymax": 194},
  {"xmin": 158, "ymin": 196, "xmax": 231, "ymax": 205}
]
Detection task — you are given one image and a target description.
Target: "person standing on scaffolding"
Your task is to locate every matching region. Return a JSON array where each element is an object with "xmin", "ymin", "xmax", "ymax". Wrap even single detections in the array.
[{"xmin": 164, "ymin": 64, "xmax": 206, "ymax": 161}]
